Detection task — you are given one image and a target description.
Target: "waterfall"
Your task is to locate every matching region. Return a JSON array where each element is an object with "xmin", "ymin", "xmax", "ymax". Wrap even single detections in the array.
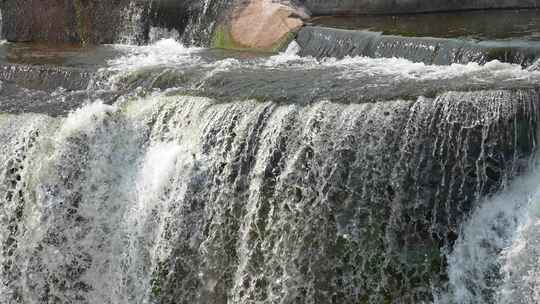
[
  {"xmin": 0, "ymin": 89, "xmax": 539, "ymax": 303},
  {"xmin": 179, "ymin": 0, "xmax": 232, "ymax": 46},
  {"xmin": 116, "ymin": 1, "xmax": 148, "ymax": 45},
  {"xmin": 144, "ymin": 0, "xmax": 233, "ymax": 46},
  {"xmin": 1, "ymin": 37, "xmax": 540, "ymax": 302}
]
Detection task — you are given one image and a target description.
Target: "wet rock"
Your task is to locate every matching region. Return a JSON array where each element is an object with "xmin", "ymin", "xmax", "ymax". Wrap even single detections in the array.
[
  {"xmin": 1, "ymin": 0, "xmax": 146, "ymax": 44},
  {"xmin": 1, "ymin": 0, "xmax": 73, "ymax": 43},
  {"xmin": 0, "ymin": 0, "xmax": 232, "ymax": 46}
]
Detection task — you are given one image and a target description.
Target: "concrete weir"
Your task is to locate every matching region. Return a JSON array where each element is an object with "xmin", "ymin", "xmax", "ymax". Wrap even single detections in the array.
[
  {"xmin": 295, "ymin": 26, "xmax": 540, "ymax": 66},
  {"xmin": 300, "ymin": 0, "xmax": 540, "ymax": 15},
  {"xmin": 294, "ymin": 8, "xmax": 540, "ymax": 66}
]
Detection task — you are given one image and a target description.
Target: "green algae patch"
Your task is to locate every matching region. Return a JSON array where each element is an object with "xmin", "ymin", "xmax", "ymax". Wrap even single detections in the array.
[
  {"xmin": 74, "ymin": 0, "xmax": 91, "ymax": 44},
  {"xmin": 212, "ymin": 25, "xmax": 237, "ymax": 50},
  {"xmin": 269, "ymin": 31, "xmax": 296, "ymax": 53}
]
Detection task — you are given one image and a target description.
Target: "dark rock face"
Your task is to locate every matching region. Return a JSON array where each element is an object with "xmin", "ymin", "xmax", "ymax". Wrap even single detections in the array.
[
  {"xmin": 0, "ymin": 0, "xmax": 234, "ymax": 46},
  {"xmin": 1, "ymin": 0, "xmax": 74, "ymax": 43},
  {"xmin": 1, "ymin": 0, "xmax": 144, "ymax": 44},
  {"xmin": 300, "ymin": 0, "xmax": 540, "ymax": 15}
]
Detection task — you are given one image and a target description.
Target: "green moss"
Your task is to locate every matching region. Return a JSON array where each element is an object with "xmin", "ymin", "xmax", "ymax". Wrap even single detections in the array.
[
  {"xmin": 269, "ymin": 31, "xmax": 296, "ymax": 53},
  {"xmin": 151, "ymin": 284, "xmax": 162, "ymax": 298},
  {"xmin": 150, "ymin": 261, "xmax": 168, "ymax": 298},
  {"xmin": 74, "ymin": 0, "xmax": 90, "ymax": 44},
  {"xmin": 212, "ymin": 25, "xmax": 237, "ymax": 50}
]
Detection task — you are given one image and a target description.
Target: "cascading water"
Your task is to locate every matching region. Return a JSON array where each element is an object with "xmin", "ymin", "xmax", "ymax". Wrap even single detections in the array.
[
  {"xmin": 0, "ymin": 37, "xmax": 540, "ymax": 303},
  {"xmin": 143, "ymin": 0, "xmax": 232, "ymax": 47},
  {"xmin": 116, "ymin": 1, "xmax": 148, "ymax": 45},
  {"xmin": 2, "ymin": 0, "xmax": 540, "ymax": 299}
]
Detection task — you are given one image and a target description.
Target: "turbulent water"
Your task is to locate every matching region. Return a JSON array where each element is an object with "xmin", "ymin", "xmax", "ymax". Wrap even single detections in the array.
[{"xmin": 1, "ymin": 38, "xmax": 540, "ymax": 303}]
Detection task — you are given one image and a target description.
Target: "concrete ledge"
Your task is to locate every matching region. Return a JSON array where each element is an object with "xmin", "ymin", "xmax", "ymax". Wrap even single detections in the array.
[
  {"xmin": 301, "ymin": 0, "xmax": 540, "ymax": 15},
  {"xmin": 296, "ymin": 26, "xmax": 540, "ymax": 66}
]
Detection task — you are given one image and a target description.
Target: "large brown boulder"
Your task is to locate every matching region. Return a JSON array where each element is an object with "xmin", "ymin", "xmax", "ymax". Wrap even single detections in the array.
[{"xmin": 212, "ymin": 0, "xmax": 310, "ymax": 52}]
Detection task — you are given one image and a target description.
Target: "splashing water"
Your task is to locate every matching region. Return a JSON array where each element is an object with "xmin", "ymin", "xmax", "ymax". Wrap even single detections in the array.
[
  {"xmin": 148, "ymin": 28, "xmax": 181, "ymax": 44},
  {"xmin": 441, "ymin": 162, "xmax": 540, "ymax": 304},
  {"xmin": 106, "ymin": 40, "xmax": 202, "ymax": 72}
]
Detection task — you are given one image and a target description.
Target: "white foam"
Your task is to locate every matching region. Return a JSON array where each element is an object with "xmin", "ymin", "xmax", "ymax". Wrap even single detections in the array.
[
  {"xmin": 528, "ymin": 59, "xmax": 540, "ymax": 72},
  {"xmin": 498, "ymin": 194, "xmax": 540, "ymax": 304},
  {"xmin": 101, "ymin": 38, "xmax": 540, "ymax": 91},
  {"xmin": 107, "ymin": 39, "xmax": 202, "ymax": 72},
  {"xmin": 60, "ymin": 100, "xmax": 117, "ymax": 137},
  {"xmin": 148, "ymin": 27, "xmax": 181, "ymax": 44},
  {"xmin": 273, "ymin": 55, "xmax": 538, "ymax": 82},
  {"xmin": 136, "ymin": 143, "xmax": 182, "ymax": 198}
]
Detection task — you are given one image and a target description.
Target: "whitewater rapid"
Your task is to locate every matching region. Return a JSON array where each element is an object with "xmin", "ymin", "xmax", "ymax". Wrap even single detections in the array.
[{"xmin": 105, "ymin": 39, "xmax": 540, "ymax": 85}]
